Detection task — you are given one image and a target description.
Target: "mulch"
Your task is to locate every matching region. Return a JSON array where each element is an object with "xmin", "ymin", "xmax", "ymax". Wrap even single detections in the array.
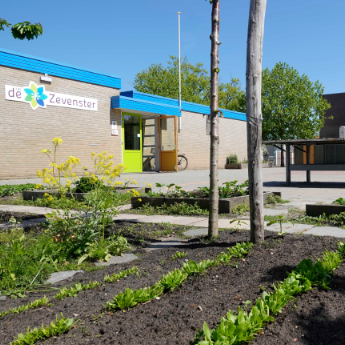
[{"xmin": 1, "ymin": 227, "xmax": 344, "ymax": 345}]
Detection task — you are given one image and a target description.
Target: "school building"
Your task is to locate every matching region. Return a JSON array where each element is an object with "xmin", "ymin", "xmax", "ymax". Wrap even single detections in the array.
[{"xmin": 0, "ymin": 48, "xmax": 247, "ymax": 179}]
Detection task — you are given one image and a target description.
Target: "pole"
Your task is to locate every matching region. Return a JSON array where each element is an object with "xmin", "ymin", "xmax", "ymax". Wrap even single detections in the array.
[
  {"xmin": 246, "ymin": 0, "xmax": 267, "ymax": 244},
  {"xmin": 178, "ymin": 12, "xmax": 182, "ymax": 132},
  {"xmin": 178, "ymin": 12, "xmax": 181, "ymax": 109},
  {"xmin": 208, "ymin": 0, "xmax": 220, "ymax": 239}
]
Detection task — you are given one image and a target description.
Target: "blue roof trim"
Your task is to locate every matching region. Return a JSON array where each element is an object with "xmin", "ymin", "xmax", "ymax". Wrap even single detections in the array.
[
  {"xmin": 111, "ymin": 96, "xmax": 181, "ymax": 117},
  {"xmin": 0, "ymin": 48, "xmax": 121, "ymax": 89},
  {"xmin": 121, "ymin": 90, "xmax": 246, "ymax": 121}
]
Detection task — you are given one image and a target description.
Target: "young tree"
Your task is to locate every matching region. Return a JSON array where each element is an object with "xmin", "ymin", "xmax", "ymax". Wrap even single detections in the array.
[
  {"xmin": 246, "ymin": 0, "xmax": 267, "ymax": 244},
  {"xmin": 262, "ymin": 62, "xmax": 331, "ymax": 167},
  {"xmin": 133, "ymin": 56, "xmax": 245, "ymax": 112},
  {"xmin": 208, "ymin": 0, "xmax": 220, "ymax": 239},
  {"xmin": 0, "ymin": 19, "xmax": 43, "ymax": 40}
]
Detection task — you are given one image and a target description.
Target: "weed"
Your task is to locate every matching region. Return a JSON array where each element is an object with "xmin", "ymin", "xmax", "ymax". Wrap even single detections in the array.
[
  {"xmin": 231, "ymin": 203, "xmax": 249, "ymax": 215},
  {"xmin": 104, "ymin": 266, "xmax": 139, "ymax": 283},
  {"xmin": 265, "ymin": 194, "xmax": 289, "ymax": 205}
]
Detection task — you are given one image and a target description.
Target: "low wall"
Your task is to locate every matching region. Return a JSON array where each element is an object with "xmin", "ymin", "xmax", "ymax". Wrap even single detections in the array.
[{"xmin": 306, "ymin": 204, "xmax": 345, "ymax": 217}]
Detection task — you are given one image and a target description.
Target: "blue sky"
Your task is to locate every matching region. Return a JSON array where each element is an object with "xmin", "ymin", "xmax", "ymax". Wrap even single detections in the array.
[{"xmin": 1, "ymin": 0, "xmax": 344, "ymax": 94}]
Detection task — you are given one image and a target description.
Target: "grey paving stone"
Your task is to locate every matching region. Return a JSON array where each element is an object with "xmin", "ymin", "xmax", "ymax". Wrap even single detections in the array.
[
  {"xmin": 46, "ymin": 270, "xmax": 83, "ymax": 284},
  {"xmin": 147, "ymin": 240, "xmax": 186, "ymax": 250},
  {"xmin": 95, "ymin": 253, "xmax": 138, "ymax": 267},
  {"xmin": 265, "ymin": 222, "xmax": 314, "ymax": 234},
  {"xmin": 0, "ymin": 292, "xmax": 6, "ymax": 301},
  {"xmin": 304, "ymin": 227, "xmax": 345, "ymax": 238},
  {"xmin": 183, "ymin": 228, "xmax": 208, "ymax": 237},
  {"xmin": 263, "ymin": 208, "xmax": 288, "ymax": 216}
]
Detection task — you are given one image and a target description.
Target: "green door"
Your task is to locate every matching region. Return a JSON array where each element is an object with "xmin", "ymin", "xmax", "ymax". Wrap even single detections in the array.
[{"xmin": 122, "ymin": 112, "xmax": 142, "ymax": 173}]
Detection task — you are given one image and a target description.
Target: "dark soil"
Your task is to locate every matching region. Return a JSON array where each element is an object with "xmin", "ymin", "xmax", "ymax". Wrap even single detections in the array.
[
  {"xmin": 1, "ymin": 228, "xmax": 343, "ymax": 345},
  {"xmin": 0, "ymin": 210, "xmax": 45, "ymax": 224}
]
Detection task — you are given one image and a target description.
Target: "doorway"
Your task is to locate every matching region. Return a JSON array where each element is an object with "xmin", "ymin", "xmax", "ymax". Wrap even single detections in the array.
[
  {"xmin": 122, "ymin": 112, "xmax": 142, "ymax": 173},
  {"xmin": 159, "ymin": 116, "xmax": 178, "ymax": 171}
]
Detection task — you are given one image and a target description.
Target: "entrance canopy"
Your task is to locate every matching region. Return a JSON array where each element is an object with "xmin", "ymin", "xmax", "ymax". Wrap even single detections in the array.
[{"xmin": 263, "ymin": 139, "xmax": 345, "ymax": 185}]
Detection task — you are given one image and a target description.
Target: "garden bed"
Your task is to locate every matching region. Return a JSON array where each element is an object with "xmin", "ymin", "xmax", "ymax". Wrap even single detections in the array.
[
  {"xmin": 0, "ymin": 229, "xmax": 343, "ymax": 345},
  {"xmin": 0, "ymin": 210, "xmax": 45, "ymax": 224},
  {"xmin": 132, "ymin": 191, "xmax": 281, "ymax": 214},
  {"xmin": 23, "ymin": 187, "xmax": 151, "ymax": 201}
]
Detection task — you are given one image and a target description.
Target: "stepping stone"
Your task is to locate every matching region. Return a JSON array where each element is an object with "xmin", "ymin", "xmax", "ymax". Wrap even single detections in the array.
[
  {"xmin": 147, "ymin": 240, "xmax": 186, "ymax": 250},
  {"xmin": 95, "ymin": 253, "xmax": 138, "ymax": 267},
  {"xmin": 46, "ymin": 270, "xmax": 83, "ymax": 284},
  {"xmin": 265, "ymin": 222, "xmax": 313, "ymax": 234},
  {"xmin": 304, "ymin": 226, "xmax": 345, "ymax": 238},
  {"xmin": 183, "ymin": 228, "xmax": 208, "ymax": 237},
  {"xmin": 0, "ymin": 292, "xmax": 6, "ymax": 301}
]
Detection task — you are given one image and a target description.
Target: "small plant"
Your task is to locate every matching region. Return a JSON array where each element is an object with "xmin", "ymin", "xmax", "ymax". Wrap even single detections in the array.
[
  {"xmin": 265, "ymin": 194, "xmax": 289, "ymax": 205},
  {"xmin": 267, "ymin": 215, "xmax": 288, "ymax": 235},
  {"xmin": 333, "ymin": 198, "xmax": 345, "ymax": 205},
  {"xmin": 232, "ymin": 203, "xmax": 249, "ymax": 215},
  {"xmin": 55, "ymin": 281, "xmax": 102, "ymax": 300},
  {"xmin": 11, "ymin": 313, "xmax": 75, "ymax": 345},
  {"xmin": 171, "ymin": 251, "xmax": 187, "ymax": 260},
  {"xmin": 230, "ymin": 219, "xmax": 248, "ymax": 230},
  {"xmin": 160, "ymin": 269, "xmax": 188, "ymax": 291},
  {"xmin": 104, "ymin": 266, "xmax": 139, "ymax": 283},
  {"xmin": 227, "ymin": 154, "xmax": 238, "ymax": 164},
  {"xmin": 0, "ymin": 296, "xmax": 50, "ymax": 319}
]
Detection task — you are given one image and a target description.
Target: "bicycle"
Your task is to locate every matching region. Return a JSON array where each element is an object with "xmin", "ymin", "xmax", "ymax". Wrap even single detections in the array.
[{"xmin": 143, "ymin": 149, "xmax": 188, "ymax": 171}]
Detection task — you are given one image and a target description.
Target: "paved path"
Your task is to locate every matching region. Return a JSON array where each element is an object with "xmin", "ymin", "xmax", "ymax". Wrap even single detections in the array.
[{"xmin": 1, "ymin": 204, "xmax": 344, "ymax": 238}]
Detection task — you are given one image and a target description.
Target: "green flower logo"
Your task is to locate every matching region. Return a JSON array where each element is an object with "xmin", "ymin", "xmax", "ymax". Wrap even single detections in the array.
[{"xmin": 24, "ymin": 82, "xmax": 48, "ymax": 110}]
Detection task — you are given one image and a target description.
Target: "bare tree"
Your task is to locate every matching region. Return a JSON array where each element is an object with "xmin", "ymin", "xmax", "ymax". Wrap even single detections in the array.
[
  {"xmin": 246, "ymin": 0, "xmax": 267, "ymax": 243},
  {"xmin": 208, "ymin": 0, "xmax": 220, "ymax": 239}
]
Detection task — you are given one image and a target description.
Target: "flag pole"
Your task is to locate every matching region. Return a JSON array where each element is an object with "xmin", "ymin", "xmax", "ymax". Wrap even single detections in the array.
[{"xmin": 178, "ymin": 11, "xmax": 182, "ymax": 131}]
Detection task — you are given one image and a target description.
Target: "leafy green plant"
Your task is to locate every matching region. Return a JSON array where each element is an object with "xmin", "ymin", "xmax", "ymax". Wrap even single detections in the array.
[
  {"xmin": 0, "ymin": 183, "xmax": 44, "ymax": 197},
  {"xmin": 231, "ymin": 203, "xmax": 249, "ymax": 215},
  {"xmin": 265, "ymin": 194, "xmax": 289, "ymax": 205},
  {"xmin": 160, "ymin": 269, "xmax": 188, "ymax": 291},
  {"xmin": 171, "ymin": 251, "xmax": 187, "ymax": 260},
  {"xmin": 192, "ymin": 246, "xmax": 344, "ymax": 345},
  {"xmin": 333, "ymin": 197, "xmax": 345, "ymax": 205},
  {"xmin": 10, "ymin": 313, "xmax": 75, "ymax": 345},
  {"xmin": 55, "ymin": 281, "xmax": 102, "ymax": 300},
  {"xmin": 227, "ymin": 154, "xmax": 238, "ymax": 164},
  {"xmin": 104, "ymin": 266, "xmax": 139, "ymax": 283},
  {"xmin": 72, "ymin": 176, "xmax": 102, "ymax": 193},
  {"xmin": 230, "ymin": 219, "xmax": 248, "ymax": 230},
  {"xmin": 0, "ymin": 296, "xmax": 50, "ymax": 319},
  {"xmin": 267, "ymin": 215, "xmax": 288, "ymax": 236}
]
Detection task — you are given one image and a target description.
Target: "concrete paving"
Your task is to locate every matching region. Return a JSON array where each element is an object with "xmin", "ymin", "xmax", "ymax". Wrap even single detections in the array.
[
  {"xmin": 183, "ymin": 228, "xmax": 208, "ymax": 237},
  {"xmin": 147, "ymin": 239, "xmax": 187, "ymax": 250},
  {"xmin": 46, "ymin": 270, "xmax": 83, "ymax": 284},
  {"xmin": 95, "ymin": 253, "xmax": 138, "ymax": 267},
  {"xmin": 265, "ymin": 222, "xmax": 314, "ymax": 234},
  {"xmin": 304, "ymin": 226, "xmax": 345, "ymax": 238}
]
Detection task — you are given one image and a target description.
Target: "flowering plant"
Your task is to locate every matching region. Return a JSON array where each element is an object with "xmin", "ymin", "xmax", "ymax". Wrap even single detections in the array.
[{"xmin": 36, "ymin": 138, "xmax": 80, "ymax": 194}]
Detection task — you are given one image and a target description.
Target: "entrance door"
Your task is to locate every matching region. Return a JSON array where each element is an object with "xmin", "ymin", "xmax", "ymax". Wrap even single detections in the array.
[
  {"xmin": 159, "ymin": 116, "xmax": 178, "ymax": 171},
  {"xmin": 122, "ymin": 112, "xmax": 142, "ymax": 173}
]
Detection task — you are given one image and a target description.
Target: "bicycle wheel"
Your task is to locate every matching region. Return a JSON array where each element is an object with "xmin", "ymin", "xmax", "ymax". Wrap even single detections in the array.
[{"xmin": 178, "ymin": 155, "xmax": 188, "ymax": 170}]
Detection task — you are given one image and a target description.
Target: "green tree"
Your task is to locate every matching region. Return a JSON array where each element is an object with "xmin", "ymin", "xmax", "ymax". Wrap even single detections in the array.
[
  {"xmin": 133, "ymin": 56, "xmax": 245, "ymax": 112},
  {"xmin": 262, "ymin": 62, "xmax": 331, "ymax": 166},
  {"xmin": 0, "ymin": 18, "xmax": 43, "ymax": 40}
]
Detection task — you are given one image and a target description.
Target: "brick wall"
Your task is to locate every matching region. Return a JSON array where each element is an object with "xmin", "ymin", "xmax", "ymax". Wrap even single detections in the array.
[
  {"xmin": 178, "ymin": 111, "xmax": 247, "ymax": 169},
  {"xmin": 0, "ymin": 65, "xmax": 121, "ymax": 179}
]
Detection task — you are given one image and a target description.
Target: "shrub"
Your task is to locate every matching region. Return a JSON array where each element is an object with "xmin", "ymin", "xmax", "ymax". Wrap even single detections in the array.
[
  {"xmin": 227, "ymin": 154, "xmax": 238, "ymax": 164},
  {"xmin": 73, "ymin": 176, "xmax": 102, "ymax": 193}
]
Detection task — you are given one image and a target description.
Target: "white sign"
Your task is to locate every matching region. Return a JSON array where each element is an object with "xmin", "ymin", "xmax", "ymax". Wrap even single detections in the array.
[{"xmin": 5, "ymin": 82, "xmax": 98, "ymax": 111}]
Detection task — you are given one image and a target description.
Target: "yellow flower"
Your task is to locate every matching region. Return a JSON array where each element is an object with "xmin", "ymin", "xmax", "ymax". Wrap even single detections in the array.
[
  {"xmin": 127, "ymin": 190, "xmax": 130, "ymax": 193},
  {"xmin": 44, "ymin": 193, "xmax": 50, "ymax": 197},
  {"xmin": 138, "ymin": 198, "xmax": 142, "ymax": 202},
  {"xmin": 91, "ymin": 152, "xmax": 95, "ymax": 156},
  {"xmin": 35, "ymin": 183, "xmax": 42, "ymax": 189},
  {"xmin": 72, "ymin": 173, "xmax": 76, "ymax": 177},
  {"xmin": 149, "ymin": 184, "xmax": 152, "ymax": 188},
  {"xmin": 102, "ymin": 176, "xmax": 106, "ymax": 181},
  {"xmin": 41, "ymin": 149, "xmax": 51, "ymax": 154},
  {"xmin": 85, "ymin": 172, "xmax": 89, "ymax": 176},
  {"xmin": 108, "ymin": 180, "xmax": 112, "ymax": 184},
  {"xmin": 52, "ymin": 137, "xmax": 63, "ymax": 146}
]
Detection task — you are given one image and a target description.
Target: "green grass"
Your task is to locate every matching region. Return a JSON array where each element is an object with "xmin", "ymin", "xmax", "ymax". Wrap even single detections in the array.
[{"xmin": 265, "ymin": 194, "xmax": 289, "ymax": 205}]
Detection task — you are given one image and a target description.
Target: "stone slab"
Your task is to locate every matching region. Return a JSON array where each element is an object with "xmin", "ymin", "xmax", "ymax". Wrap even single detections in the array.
[
  {"xmin": 304, "ymin": 226, "xmax": 345, "ymax": 238},
  {"xmin": 265, "ymin": 222, "xmax": 314, "ymax": 234},
  {"xmin": 95, "ymin": 253, "xmax": 138, "ymax": 266},
  {"xmin": 0, "ymin": 204, "xmax": 54, "ymax": 215},
  {"xmin": 147, "ymin": 240, "xmax": 186, "ymax": 250},
  {"xmin": 183, "ymin": 228, "xmax": 208, "ymax": 237},
  {"xmin": 46, "ymin": 270, "xmax": 83, "ymax": 284},
  {"xmin": 263, "ymin": 208, "xmax": 288, "ymax": 216},
  {"xmin": 0, "ymin": 292, "xmax": 6, "ymax": 301}
]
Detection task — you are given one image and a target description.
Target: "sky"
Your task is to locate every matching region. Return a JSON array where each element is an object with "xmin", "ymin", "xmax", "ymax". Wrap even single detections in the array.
[{"xmin": 1, "ymin": 0, "xmax": 344, "ymax": 94}]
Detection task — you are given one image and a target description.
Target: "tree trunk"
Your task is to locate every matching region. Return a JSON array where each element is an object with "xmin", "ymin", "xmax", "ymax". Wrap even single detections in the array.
[
  {"xmin": 280, "ymin": 145, "xmax": 285, "ymax": 167},
  {"xmin": 208, "ymin": 0, "xmax": 220, "ymax": 239},
  {"xmin": 246, "ymin": 0, "xmax": 267, "ymax": 244}
]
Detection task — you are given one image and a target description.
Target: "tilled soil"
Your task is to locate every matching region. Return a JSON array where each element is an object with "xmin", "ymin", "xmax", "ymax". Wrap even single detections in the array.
[
  {"xmin": 0, "ymin": 230, "xmax": 342, "ymax": 345},
  {"xmin": 254, "ymin": 262, "xmax": 345, "ymax": 345},
  {"xmin": 0, "ymin": 210, "xmax": 44, "ymax": 224}
]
